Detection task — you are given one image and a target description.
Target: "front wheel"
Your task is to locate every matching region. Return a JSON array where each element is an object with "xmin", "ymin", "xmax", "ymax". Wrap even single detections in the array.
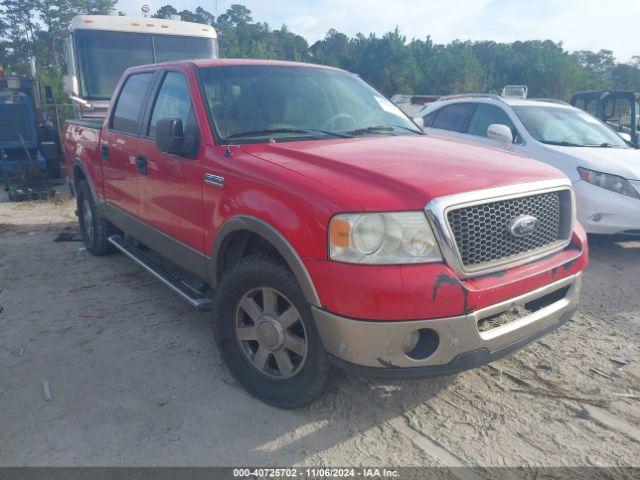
[{"xmin": 214, "ymin": 255, "xmax": 332, "ymax": 408}]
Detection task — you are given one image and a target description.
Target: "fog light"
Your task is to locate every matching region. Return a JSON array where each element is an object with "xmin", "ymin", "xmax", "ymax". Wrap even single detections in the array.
[
  {"xmin": 405, "ymin": 328, "xmax": 439, "ymax": 360},
  {"xmin": 403, "ymin": 330, "xmax": 420, "ymax": 354}
]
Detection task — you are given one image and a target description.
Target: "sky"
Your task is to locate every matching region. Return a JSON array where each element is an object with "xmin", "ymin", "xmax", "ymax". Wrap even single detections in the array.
[{"xmin": 121, "ymin": 0, "xmax": 640, "ymax": 62}]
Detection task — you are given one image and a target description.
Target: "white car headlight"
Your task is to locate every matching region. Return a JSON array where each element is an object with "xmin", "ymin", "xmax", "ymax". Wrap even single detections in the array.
[
  {"xmin": 578, "ymin": 167, "xmax": 640, "ymax": 199},
  {"xmin": 329, "ymin": 212, "xmax": 443, "ymax": 264}
]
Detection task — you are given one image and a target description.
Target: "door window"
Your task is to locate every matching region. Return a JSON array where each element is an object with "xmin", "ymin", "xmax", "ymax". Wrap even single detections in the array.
[
  {"xmin": 148, "ymin": 72, "xmax": 193, "ymax": 138},
  {"xmin": 423, "ymin": 110, "xmax": 438, "ymax": 127},
  {"xmin": 466, "ymin": 104, "xmax": 519, "ymax": 142},
  {"xmin": 111, "ymin": 73, "xmax": 154, "ymax": 134},
  {"xmin": 431, "ymin": 103, "xmax": 473, "ymax": 132}
]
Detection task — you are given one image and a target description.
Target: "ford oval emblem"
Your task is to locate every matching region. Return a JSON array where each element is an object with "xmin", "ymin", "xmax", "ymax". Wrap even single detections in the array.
[{"xmin": 509, "ymin": 215, "xmax": 538, "ymax": 237}]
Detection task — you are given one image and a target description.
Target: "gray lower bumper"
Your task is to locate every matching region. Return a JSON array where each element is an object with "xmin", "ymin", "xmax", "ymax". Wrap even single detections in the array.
[{"xmin": 312, "ymin": 273, "xmax": 581, "ymax": 375}]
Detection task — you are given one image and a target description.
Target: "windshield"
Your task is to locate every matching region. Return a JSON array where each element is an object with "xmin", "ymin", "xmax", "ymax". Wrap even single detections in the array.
[
  {"xmin": 198, "ymin": 65, "xmax": 421, "ymax": 143},
  {"xmin": 75, "ymin": 30, "xmax": 217, "ymax": 99},
  {"xmin": 512, "ymin": 105, "xmax": 628, "ymax": 147}
]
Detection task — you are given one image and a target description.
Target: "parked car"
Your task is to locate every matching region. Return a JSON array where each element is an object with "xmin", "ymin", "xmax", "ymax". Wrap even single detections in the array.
[
  {"xmin": 417, "ymin": 95, "xmax": 640, "ymax": 235},
  {"xmin": 63, "ymin": 60, "xmax": 587, "ymax": 407}
]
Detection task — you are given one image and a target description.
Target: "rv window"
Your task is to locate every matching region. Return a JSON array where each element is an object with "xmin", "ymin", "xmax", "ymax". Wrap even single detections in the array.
[{"xmin": 76, "ymin": 30, "xmax": 153, "ymax": 100}]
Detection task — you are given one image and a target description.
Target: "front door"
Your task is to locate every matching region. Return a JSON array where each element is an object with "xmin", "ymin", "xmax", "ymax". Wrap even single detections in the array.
[
  {"xmin": 462, "ymin": 103, "xmax": 521, "ymax": 150},
  {"xmin": 136, "ymin": 69, "xmax": 207, "ymax": 254},
  {"xmin": 101, "ymin": 72, "xmax": 155, "ymax": 216}
]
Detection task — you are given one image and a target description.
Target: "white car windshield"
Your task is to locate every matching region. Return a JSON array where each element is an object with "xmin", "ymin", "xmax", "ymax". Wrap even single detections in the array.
[{"xmin": 512, "ymin": 105, "xmax": 628, "ymax": 148}]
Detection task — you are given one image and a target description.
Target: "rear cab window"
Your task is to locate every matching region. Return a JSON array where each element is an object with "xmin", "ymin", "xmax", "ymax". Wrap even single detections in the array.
[{"xmin": 110, "ymin": 72, "xmax": 155, "ymax": 134}]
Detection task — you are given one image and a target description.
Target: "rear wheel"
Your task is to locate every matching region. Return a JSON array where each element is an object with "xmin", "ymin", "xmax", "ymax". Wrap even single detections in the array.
[
  {"xmin": 77, "ymin": 180, "xmax": 116, "ymax": 255},
  {"xmin": 214, "ymin": 255, "xmax": 332, "ymax": 408}
]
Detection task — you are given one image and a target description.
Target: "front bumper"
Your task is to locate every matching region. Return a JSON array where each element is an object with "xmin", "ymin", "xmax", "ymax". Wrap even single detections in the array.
[
  {"xmin": 574, "ymin": 180, "xmax": 640, "ymax": 235},
  {"xmin": 313, "ymin": 272, "xmax": 581, "ymax": 377}
]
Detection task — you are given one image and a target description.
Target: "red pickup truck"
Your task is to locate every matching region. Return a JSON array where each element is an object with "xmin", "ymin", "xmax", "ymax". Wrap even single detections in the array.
[{"xmin": 63, "ymin": 59, "xmax": 588, "ymax": 408}]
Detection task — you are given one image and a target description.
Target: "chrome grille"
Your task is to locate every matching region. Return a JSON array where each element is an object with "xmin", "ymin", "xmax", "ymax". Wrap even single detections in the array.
[{"xmin": 446, "ymin": 191, "xmax": 564, "ymax": 268}]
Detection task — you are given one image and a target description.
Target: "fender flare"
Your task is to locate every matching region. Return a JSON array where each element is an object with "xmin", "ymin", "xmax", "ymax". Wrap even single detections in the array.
[
  {"xmin": 210, "ymin": 215, "xmax": 321, "ymax": 307},
  {"xmin": 72, "ymin": 159, "xmax": 102, "ymax": 207}
]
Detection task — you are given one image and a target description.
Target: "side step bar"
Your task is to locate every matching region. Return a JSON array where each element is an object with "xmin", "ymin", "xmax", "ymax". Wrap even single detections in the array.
[{"xmin": 108, "ymin": 235, "xmax": 213, "ymax": 311}]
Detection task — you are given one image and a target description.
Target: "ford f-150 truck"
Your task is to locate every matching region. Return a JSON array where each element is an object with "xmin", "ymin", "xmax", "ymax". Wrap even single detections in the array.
[{"xmin": 63, "ymin": 59, "xmax": 588, "ymax": 408}]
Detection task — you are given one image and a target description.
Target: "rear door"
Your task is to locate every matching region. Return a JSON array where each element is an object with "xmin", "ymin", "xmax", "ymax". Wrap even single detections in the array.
[
  {"xmin": 423, "ymin": 102, "xmax": 474, "ymax": 141},
  {"xmin": 101, "ymin": 72, "xmax": 155, "ymax": 216},
  {"xmin": 136, "ymin": 68, "xmax": 207, "ymax": 253}
]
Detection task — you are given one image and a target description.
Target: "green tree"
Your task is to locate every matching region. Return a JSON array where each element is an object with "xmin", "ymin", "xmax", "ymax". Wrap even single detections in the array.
[
  {"xmin": 0, "ymin": 0, "xmax": 117, "ymax": 102},
  {"xmin": 612, "ymin": 63, "xmax": 640, "ymax": 90},
  {"xmin": 310, "ymin": 29, "xmax": 351, "ymax": 66},
  {"xmin": 0, "ymin": 0, "xmax": 40, "ymax": 73},
  {"xmin": 152, "ymin": 4, "xmax": 179, "ymax": 19}
]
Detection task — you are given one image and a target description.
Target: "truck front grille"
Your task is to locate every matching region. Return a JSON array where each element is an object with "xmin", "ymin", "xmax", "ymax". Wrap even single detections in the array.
[
  {"xmin": 0, "ymin": 104, "xmax": 35, "ymax": 143},
  {"xmin": 446, "ymin": 190, "xmax": 570, "ymax": 270}
]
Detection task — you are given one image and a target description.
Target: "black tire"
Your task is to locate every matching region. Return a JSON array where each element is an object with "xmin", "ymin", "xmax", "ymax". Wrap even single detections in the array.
[
  {"xmin": 214, "ymin": 254, "xmax": 332, "ymax": 408},
  {"xmin": 77, "ymin": 180, "xmax": 116, "ymax": 255}
]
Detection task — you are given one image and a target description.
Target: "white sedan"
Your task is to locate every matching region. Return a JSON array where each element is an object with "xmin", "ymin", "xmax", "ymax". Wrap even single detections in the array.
[{"xmin": 417, "ymin": 96, "xmax": 640, "ymax": 235}]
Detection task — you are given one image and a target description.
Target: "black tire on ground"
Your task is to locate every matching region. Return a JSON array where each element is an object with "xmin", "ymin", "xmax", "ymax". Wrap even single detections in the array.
[
  {"xmin": 77, "ymin": 180, "xmax": 116, "ymax": 255},
  {"xmin": 214, "ymin": 254, "xmax": 333, "ymax": 408}
]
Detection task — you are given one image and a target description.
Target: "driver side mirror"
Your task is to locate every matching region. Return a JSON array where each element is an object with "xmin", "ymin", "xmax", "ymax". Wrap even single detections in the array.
[
  {"xmin": 156, "ymin": 117, "xmax": 185, "ymax": 155},
  {"xmin": 487, "ymin": 123, "xmax": 514, "ymax": 148},
  {"xmin": 413, "ymin": 116, "xmax": 425, "ymax": 129}
]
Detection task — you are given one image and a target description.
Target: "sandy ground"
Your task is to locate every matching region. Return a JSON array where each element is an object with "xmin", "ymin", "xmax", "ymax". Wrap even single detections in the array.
[{"xmin": 1, "ymin": 191, "xmax": 639, "ymax": 468}]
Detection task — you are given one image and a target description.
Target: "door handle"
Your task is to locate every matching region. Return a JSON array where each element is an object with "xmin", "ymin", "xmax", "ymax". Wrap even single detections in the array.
[
  {"xmin": 100, "ymin": 144, "xmax": 109, "ymax": 160},
  {"xmin": 135, "ymin": 155, "xmax": 148, "ymax": 175}
]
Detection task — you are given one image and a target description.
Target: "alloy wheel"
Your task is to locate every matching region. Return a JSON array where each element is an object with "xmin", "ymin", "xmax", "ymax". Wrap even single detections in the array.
[{"xmin": 235, "ymin": 287, "xmax": 308, "ymax": 379}]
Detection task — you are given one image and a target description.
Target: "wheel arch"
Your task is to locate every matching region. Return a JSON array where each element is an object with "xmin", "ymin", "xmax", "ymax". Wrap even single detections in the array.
[
  {"xmin": 72, "ymin": 159, "xmax": 101, "ymax": 206},
  {"xmin": 210, "ymin": 215, "xmax": 321, "ymax": 307}
]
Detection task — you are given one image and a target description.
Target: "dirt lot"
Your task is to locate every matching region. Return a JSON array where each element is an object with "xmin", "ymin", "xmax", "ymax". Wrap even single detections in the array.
[{"xmin": 1, "ymin": 191, "xmax": 639, "ymax": 468}]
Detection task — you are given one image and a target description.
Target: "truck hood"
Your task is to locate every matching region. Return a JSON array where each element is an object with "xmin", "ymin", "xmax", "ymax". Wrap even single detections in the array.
[
  {"xmin": 241, "ymin": 135, "xmax": 564, "ymax": 211},
  {"xmin": 544, "ymin": 145, "xmax": 640, "ymax": 181}
]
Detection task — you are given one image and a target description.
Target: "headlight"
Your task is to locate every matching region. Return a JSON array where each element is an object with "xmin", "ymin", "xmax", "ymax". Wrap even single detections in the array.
[
  {"xmin": 578, "ymin": 167, "xmax": 640, "ymax": 199},
  {"xmin": 329, "ymin": 212, "xmax": 442, "ymax": 264}
]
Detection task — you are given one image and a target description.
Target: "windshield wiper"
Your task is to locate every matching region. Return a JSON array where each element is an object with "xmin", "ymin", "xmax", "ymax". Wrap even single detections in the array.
[
  {"xmin": 567, "ymin": 142, "xmax": 620, "ymax": 148},
  {"xmin": 225, "ymin": 128, "xmax": 352, "ymax": 141},
  {"xmin": 344, "ymin": 124, "xmax": 424, "ymax": 136},
  {"xmin": 540, "ymin": 140, "xmax": 586, "ymax": 147},
  {"xmin": 592, "ymin": 142, "xmax": 625, "ymax": 148}
]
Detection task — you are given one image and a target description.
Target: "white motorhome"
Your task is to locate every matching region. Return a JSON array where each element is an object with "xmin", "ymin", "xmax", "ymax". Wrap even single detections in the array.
[{"xmin": 64, "ymin": 13, "xmax": 218, "ymax": 119}]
